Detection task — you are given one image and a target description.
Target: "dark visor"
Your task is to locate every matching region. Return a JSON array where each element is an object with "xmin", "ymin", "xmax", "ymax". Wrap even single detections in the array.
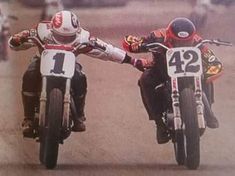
[{"xmin": 53, "ymin": 32, "xmax": 76, "ymax": 44}]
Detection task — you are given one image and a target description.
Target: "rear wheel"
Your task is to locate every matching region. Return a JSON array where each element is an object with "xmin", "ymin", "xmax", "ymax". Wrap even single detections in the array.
[
  {"xmin": 180, "ymin": 88, "xmax": 200, "ymax": 170},
  {"xmin": 42, "ymin": 88, "xmax": 63, "ymax": 169}
]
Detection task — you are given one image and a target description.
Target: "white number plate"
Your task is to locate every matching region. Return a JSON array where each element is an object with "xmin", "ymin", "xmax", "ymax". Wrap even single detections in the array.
[
  {"xmin": 166, "ymin": 47, "xmax": 203, "ymax": 77},
  {"xmin": 40, "ymin": 49, "xmax": 76, "ymax": 78}
]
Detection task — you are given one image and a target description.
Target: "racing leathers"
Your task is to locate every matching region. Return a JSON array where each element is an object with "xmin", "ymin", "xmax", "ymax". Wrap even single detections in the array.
[
  {"xmin": 123, "ymin": 28, "xmax": 223, "ymax": 143},
  {"xmin": 9, "ymin": 21, "xmax": 133, "ymax": 135}
]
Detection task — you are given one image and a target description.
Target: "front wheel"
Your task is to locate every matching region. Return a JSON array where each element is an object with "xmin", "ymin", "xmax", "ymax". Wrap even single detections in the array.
[
  {"xmin": 40, "ymin": 88, "xmax": 63, "ymax": 169},
  {"xmin": 180, "ymin": 88, "xmax": 200, "ymax": 170},
  {"xmin": 174, "ymin": 130, "xmax": 185, "ymax": 165}
]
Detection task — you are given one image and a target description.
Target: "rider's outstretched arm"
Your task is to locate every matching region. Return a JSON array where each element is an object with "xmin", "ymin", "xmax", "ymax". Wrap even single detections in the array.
[{"xmin": 8, "ymin": 29, "xmax": 35, "ymax": 51}]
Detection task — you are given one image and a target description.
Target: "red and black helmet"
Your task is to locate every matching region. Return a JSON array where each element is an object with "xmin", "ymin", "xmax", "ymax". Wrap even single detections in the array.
[{"xmin": 166, "ymin": 17, "xmax": 196, "ymax": 47}]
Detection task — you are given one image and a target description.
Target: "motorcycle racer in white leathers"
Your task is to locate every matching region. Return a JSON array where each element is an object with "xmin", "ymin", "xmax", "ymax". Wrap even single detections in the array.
[{"xmin": 9, "ymin": 10, "xmax": 135, "ymax": 137}]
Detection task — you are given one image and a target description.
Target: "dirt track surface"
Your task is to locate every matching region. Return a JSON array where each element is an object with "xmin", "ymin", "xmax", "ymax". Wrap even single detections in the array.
[{"xmin": 0, "ymin": 0, "xmax": 235, "ymax": 175}]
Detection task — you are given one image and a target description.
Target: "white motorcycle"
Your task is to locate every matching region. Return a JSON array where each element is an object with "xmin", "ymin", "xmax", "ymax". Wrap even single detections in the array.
[
  {"xmin": 26, "ymin": 36, "xmax": 100, "ymax": 169},
  {"xmin": 144, "ymin": 39, "xmax": 232, "ymax": 169}
]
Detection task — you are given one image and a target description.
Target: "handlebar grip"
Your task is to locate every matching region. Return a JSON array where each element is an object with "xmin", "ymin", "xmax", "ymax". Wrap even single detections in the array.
[
  {"xmin": 141, "ymin": 43, "xmax": 147, "ymax": 49},
  {"xmin": 214, "ymin": 39, "xmax": 233, "ymax": 46},
  {"xmin": 140, "ymin": 43, "xmax": 149, "ymax": 52}
]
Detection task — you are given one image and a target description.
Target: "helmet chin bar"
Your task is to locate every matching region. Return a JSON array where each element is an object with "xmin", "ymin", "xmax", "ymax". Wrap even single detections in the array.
[{"xmin": 52, "ymin": 32, "xmax": 77, "ymax": 45}]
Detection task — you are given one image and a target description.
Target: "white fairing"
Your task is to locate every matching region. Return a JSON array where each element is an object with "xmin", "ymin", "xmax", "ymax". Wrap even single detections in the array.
[
  {"xmin": 40, "ymin": 49, "xmax": 75, "ymax": 78},
  {"xmin": 166, "ymin": 47, "xmax": 202, "ymax": 77}
]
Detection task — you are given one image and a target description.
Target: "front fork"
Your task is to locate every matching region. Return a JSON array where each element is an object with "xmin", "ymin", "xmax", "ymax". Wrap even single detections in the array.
[
  {"xmin": 194, "ymin": 76, "xmax": 206, "ymax": 129},
  {"xmin": 39, "ymin": 77, "xmax": 71, "ymax": 130},
  {"xmin": 63, "ymin": 79, "xmax": 71, "ymax": 130},
  {"xmin": 39, "ymin": 77, "xmax": 47, "ymax": 128},
  {"xmin": 171, "ymin": 78, "xmax": 182, "ymax": 130},
  {"xmin": 171, "ymin": 76, "xmax": 206, "ymax": 130}
]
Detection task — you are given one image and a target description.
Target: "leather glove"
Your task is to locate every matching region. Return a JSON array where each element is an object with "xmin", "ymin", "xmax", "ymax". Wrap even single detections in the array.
[
  {"xmin": 11, "ymin": 30, "xmax": 30, "ymax": 46},
  {"xmin": 123, "ymin": 35, "xmax": 143, "ymax": 52}
]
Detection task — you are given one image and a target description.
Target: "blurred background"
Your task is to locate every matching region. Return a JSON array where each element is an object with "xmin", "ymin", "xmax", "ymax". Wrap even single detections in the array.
[{"xmin": 0, "ymin": 0, "xmax": 235, "ymax": 175}]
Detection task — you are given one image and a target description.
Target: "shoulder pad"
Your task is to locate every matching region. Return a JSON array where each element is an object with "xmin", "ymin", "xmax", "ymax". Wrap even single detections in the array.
[
  {"xmin": 78, "ymin": 28, "xmax": 90, "ymax": 42},
  {"xmin": 37, "ymin": 22, "xmax": 52, "ymax": 42},
  {"xmin": 152, "ymin": 28, "xmax": 166, "ymax": 38},
  {"xmin": 73, "ymin": 28, "xmax": 90, "ymax": 46},
  {"xmin": 193, "ymin": 34, "xmax": 203, "ymax": 43}
]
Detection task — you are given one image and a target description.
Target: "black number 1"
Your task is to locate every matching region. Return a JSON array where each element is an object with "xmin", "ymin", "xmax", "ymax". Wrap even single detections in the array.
[{"xmin": 50, "ymin": 53, "xmax": 65, "ymax": 74}]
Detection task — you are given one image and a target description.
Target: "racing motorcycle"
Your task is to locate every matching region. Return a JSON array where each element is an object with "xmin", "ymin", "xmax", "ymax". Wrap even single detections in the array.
[
  {"xmin": 144, "ymin": 39, "xmax": 232, "ymax": 169},
  {"xmin": 25, "ymin": 36, "xmax": 100, "ymax": 169}
]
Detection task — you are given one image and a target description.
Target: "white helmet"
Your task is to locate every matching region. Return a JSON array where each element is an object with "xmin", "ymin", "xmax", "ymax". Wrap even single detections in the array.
[{"xmin": 51, "ymin": 10, "xmax": 81, "ymax": 44}]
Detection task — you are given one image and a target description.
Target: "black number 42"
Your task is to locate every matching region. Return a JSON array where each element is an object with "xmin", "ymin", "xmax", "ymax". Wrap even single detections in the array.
[{"xmin": 169, "ymin": 50, "xmax": 200, "ymax": 74}]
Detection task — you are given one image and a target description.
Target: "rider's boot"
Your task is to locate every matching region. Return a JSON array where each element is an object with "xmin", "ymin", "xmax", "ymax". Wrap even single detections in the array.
[
  {"xmin": 72, "ymin": 93, "xmax": 86, "ymax": 132},
  {"xmin": 202, "ymin": 92, "xmax": 219, "ymax": 129},
  {"xmin": 205, "ymin": 110, "xmax": 219, "ymax": 129},
  {"xmin": 155, "ymin": 117, "xmax": 170, "ymax": 144},
  {"xmin": 22, "ymin": 117, "xmax": 34, "ymax": 138},
  {"xmin": 22, "ymin": 93, "xmax": 37, "ymax": 137}
]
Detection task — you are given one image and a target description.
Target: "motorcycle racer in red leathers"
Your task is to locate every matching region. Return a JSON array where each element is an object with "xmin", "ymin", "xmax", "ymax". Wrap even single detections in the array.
[
  {"xmin": 123, "ymin": 17, "xmax": 222, "ymax": 144},
  {"xmin": 9, "ymin": 10, "xmax": 135, "ymax": 137}
]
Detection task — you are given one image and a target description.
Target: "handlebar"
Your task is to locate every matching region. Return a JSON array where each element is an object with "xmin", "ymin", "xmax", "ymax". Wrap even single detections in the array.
[
  {"xmin": 143, "ymin": 42, "xmax": 170, "ymax": 51},
  {"xmin": 27, "ymin": 36, "xmax": 45, "ymax": 48},
  {"xmin": 144, "ymin": 39, "xmax": 233, "ymax": 52},
  {"xmin": 26, "ymin": 36, "xmax": 106, "ymax": 53},
  {"xmin": 195, "ymin": 39, "xmax": 233, "ymax": 48}
]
